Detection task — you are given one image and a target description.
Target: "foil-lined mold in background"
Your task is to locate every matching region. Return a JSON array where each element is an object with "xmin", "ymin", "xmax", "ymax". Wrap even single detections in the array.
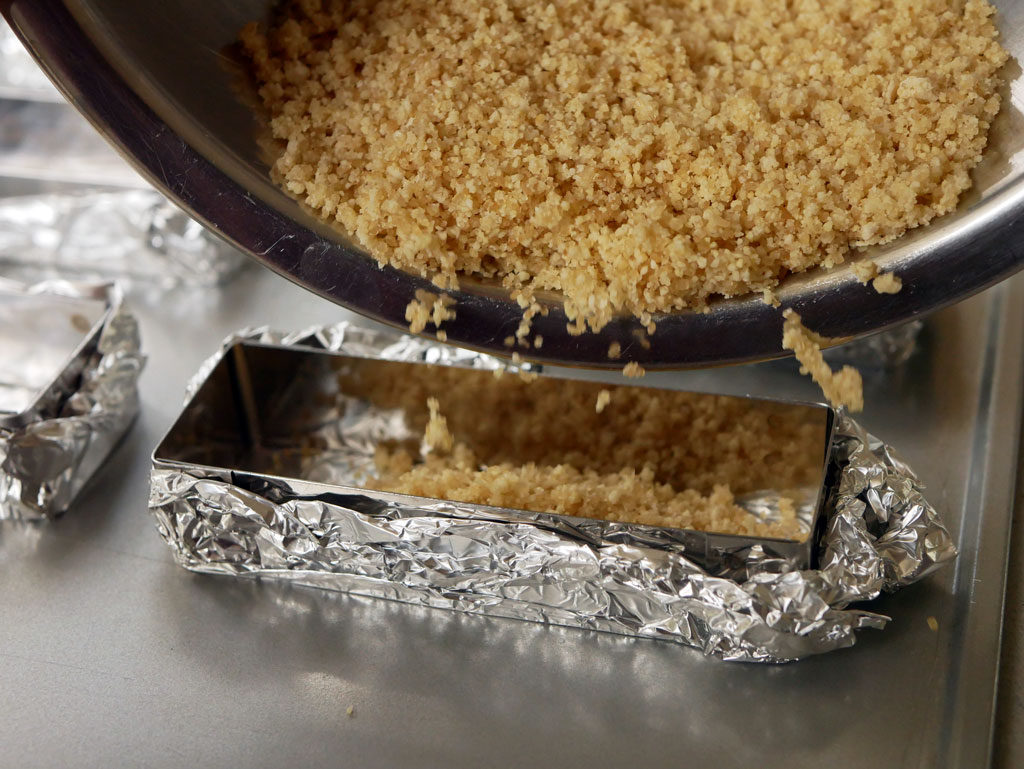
[
  {"xmin": 0, "ymin": 189, "xmax": 249, "ymax": 288},
  {"xmin": 0, "ymin": 23, "xmax": 249, "ymax": 289},
  {"xmin": 0, "ymin": 279, "xmax": 145, "ymax": 520},
  {"xmin": 149, "ymin": 323, "xmax": 955, "ymax": 662}
]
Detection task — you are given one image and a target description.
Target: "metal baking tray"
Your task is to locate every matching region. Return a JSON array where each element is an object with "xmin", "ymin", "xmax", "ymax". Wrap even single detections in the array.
[
  {"xmin": 154, "ymin": 341, "xmax": 836, "ymax": 578},
  {"xmin": 0, "ymin": 268, "xmax": 1019, "ymax": 766}
]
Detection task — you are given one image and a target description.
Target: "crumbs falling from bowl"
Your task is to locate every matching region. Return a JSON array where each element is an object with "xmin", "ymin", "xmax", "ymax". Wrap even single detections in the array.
[{"xmin": 782, "ymin": 309, "xmax": 864, "ymax": 412}]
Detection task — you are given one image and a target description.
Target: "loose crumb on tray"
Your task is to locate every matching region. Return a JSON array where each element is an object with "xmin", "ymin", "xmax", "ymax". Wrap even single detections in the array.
[
  {"xmin": 595, "ymin": 389, "xmax": 611, "ymax": 414},
  {"xmin": 926, "ymin": 616, "xmax": 939, "ymax": 632},
  {"xmin": 782, "ymin": 309, "xmax": 864, "ymax": 412},
  {"xmin": 241, "ymin": 0, "xmax": 1007, "ymax": 332}
]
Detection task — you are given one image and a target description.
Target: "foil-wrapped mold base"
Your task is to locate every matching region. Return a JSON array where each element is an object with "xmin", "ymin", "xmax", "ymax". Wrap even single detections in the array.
[
  {"xmin": 0, "ymin": 281, "xmax": 145, "ymax": 520},
  {"xmin": 0, "ymin": 189, "xmax": 249, "ymax": 288},
  {"xmin": 150, "ymin": 322, "xmax": 955, "ymax": 662}
]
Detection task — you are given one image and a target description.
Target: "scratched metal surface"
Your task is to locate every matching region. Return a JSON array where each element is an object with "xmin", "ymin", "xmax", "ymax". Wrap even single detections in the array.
[{"xmin": 0, "ymin": 268, "xmax": 1020, "ymax": 769}]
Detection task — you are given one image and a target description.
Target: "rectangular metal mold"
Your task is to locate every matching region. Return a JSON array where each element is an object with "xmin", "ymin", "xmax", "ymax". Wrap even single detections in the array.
[{"xmin": 154, "ymin": 340, "xmax": 836, "ymax": 579}]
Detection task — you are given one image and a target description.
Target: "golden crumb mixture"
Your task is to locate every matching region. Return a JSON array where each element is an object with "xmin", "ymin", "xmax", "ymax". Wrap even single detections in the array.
[
  {"xmin": 852, "ymin": 260, "xmax": 880, "ymax": 284},
  {"xmin": 622, "ymin": 362, "xmax": 646, "ymax": 378},
  {"xmin": 404, "ymin": 290, "xmax": 455, "ymax": 334},
  {"xmin": 782, "ymin": 309, "xmax": 864, "ymax": 412},
  {"xmin": 423, "ymin": 397, "xmax": 454, "ymax": 453},
  {"xmin": 241, "ymin": 0, "xmax": 1005, "ymax": 332},
  {"xmin": 872, "ymin": 272, "xmax": 903, "ymax": 294},
  {"xmin": 340, "ymin": 361, "xmax": 825, "ymax": 538},
  {"xmin": 372, "ymin": 442, "xmax": 802, "ymax": 539}
]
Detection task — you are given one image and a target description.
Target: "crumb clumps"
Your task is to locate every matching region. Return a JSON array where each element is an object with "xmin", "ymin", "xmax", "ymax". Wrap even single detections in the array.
[
  {"xmin": 241, "ymin": 0, "xmax": 1006, "ymax": 332},
  {"xmin": 852, "ymin": 261, "xmax": 880, "ymax": 285},
  {"xmin": 782, "ymin": 310, "xmax": 864, "ymax": 412},
  {"xmin": 595, "ymin": 389, "xmax": 611, "ymax": 413},
  {"xmin": 852, "ymin": 260, "xmax": 901, "ymax": 293},
  {"xmin": 404, "ymin": 290, "xmax": 455, "ymax": 335},
  {"xmin": 622, "ymin": 362, "xmax": 646, "ymax": 378},
  {"xmin": 872, "ymin": 273, "xmax": 903, "ymax": 294},
  {"xmin": 423, "ymin": 397, "xmax": 453, "ymax": 453},
  {"xmin": 344, "ymin": 362, "xmax": 824, "ymax": 539},
  {"xmin": 607, "ymin": 342, "xmax": 622, "ymax": 360}
]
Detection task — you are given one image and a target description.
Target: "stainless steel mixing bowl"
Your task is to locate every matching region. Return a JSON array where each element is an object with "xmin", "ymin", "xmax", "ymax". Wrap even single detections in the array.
[{"xmin": 3, "ymin": 0, "xmax": 1023, "ymax": 368}]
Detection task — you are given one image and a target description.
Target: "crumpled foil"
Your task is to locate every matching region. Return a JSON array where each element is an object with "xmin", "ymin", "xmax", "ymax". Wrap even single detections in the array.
[
  {"xmin": 0, "ymin": 189, "xmax": 248, "ymax": 287},
  {"xmin": 151, "ymin": 322, "xmax": 956, "ymax": 662},
  {"xmin": 0, "ymin": 281, "xmax": 145, "ymax": 520}
]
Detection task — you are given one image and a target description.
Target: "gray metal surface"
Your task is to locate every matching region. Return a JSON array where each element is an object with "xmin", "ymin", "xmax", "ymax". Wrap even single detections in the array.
[
  {"xmin": 3, "ymin": 0, "xmax": 1024, "ymax": 367},
  {"xmin": 0, "ymin": 268, "xmax": 1020, "ymax": 768}
]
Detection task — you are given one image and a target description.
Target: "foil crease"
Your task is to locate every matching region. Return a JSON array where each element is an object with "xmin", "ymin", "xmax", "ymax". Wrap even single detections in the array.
[
  {"xmin": 153, "ymin": 323, "xmax": 956, "ymax": 662},
  {"xmin": 0, "ymin": 281, "xmax": 145, "ymax": 520},
  {"xmin": 0, "ymin": 190, "xmax": 248, "ymax": 287}
]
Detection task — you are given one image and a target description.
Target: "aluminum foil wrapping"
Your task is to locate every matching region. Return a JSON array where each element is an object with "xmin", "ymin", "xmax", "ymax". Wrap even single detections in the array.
[
  {"xmin": 0, "ymin": 189, "xmax": 248, "ymax": 287},
  {"xmin": 0, "ymin": 281, "xmax": 145, "ymax": 520},
  {"xmin": 151, "ymin": 322, "xmax": 956, "ymax": 662}
]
